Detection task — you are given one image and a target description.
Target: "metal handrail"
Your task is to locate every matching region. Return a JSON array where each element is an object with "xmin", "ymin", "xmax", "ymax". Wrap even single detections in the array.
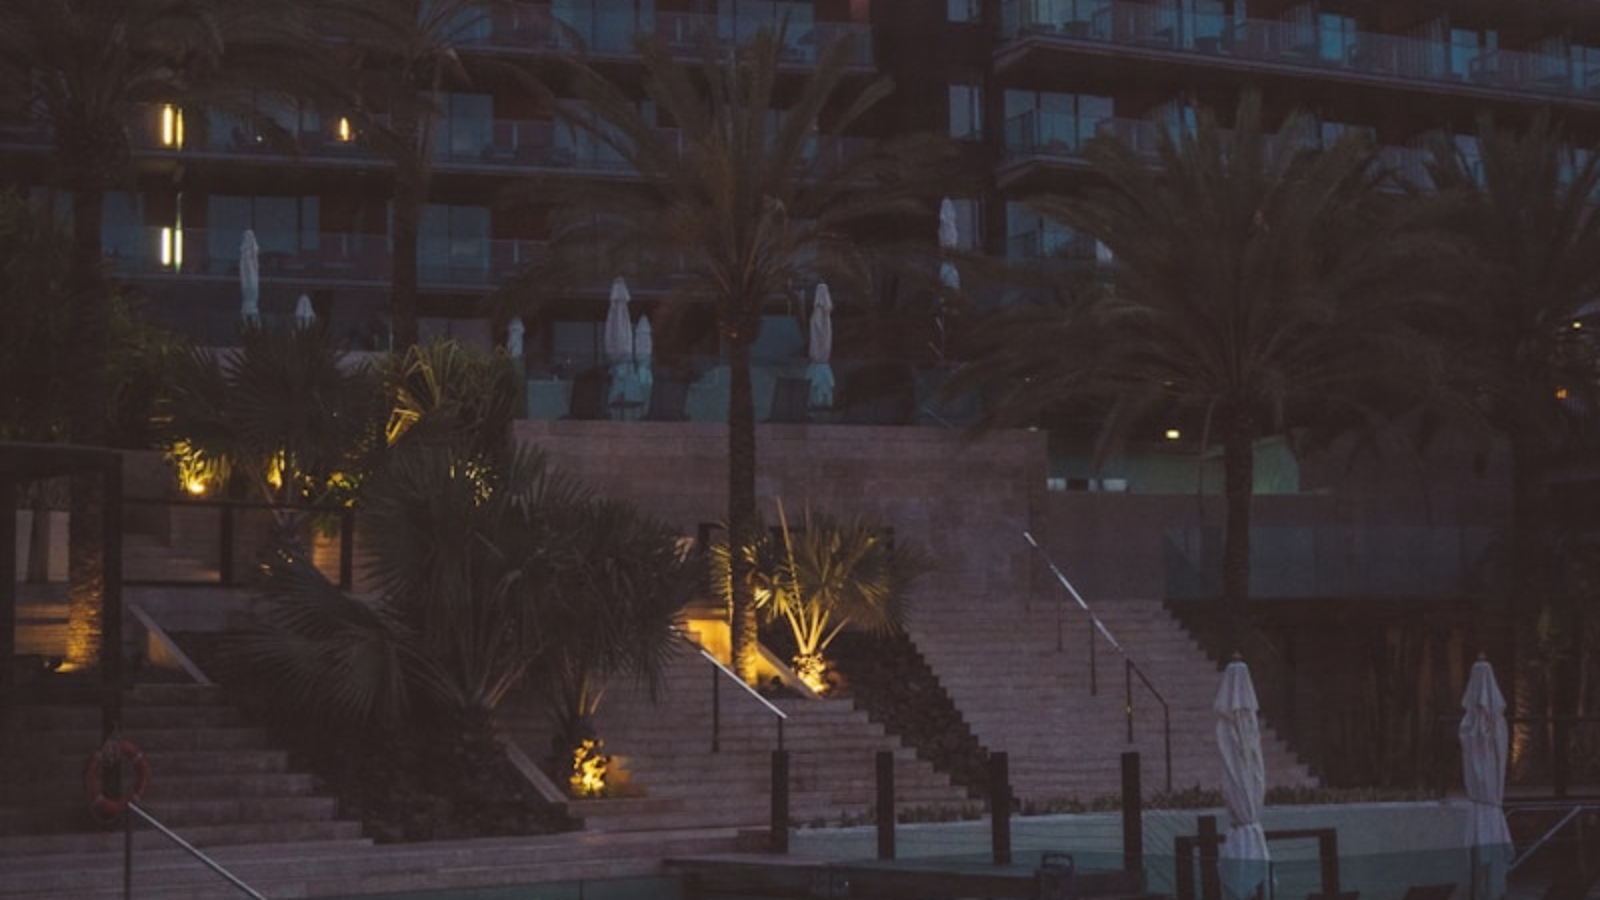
[
  {"xmin": 679, "ymin": 633, "xmax": 788, "ymax": 752},
  {"xmin": 128, "ymin": 802, "xmax": 269, "ymax": 899},
  {"xmin": 1023, "ymin": 530, "xmax": 1173, "ymax": 791},
  {"xmin": 1506, "ymin": 803, "xmax": 1599, "ymax": 873}
]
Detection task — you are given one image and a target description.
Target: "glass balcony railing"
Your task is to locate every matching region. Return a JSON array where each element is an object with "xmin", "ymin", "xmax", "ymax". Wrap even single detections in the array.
[
  {"xmin": 1163, "ymin": 524, "xmax": 1500, "ymax": 600},
  {"xmin": 102, "ymin": 226, "xmax": 545, "ymax": 288},
  {"xmin": 999, "ymin": 0, "xmax": 1600, "ymax": 102},
  {"xmin": 459, "ymin": 6, "xmax": 874, "ymax": 69},
  {"xmin": 1003, "ymin": 112, "xmax": 1441, "ymax": 190}
]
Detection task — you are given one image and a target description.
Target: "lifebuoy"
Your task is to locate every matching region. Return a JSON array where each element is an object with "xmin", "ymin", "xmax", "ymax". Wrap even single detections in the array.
[{"xmin": 83, "ymin": 738, "xmax": 151, "ymax": 819}]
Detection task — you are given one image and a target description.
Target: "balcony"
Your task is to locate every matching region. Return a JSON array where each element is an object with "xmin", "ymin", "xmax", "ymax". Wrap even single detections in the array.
[
  {"xmin": 458, "ymin": 6, "xmax": 874, "ymax": 70},
  {"xmin": 999, "ymin": 111, "xmax": 1441, "ymax": 192},
  {"xmin": 103, "ymin": 226, "xmax": 545, "ymax": 289},
  {"xmin": 997, "ymin": 0, "xmax": 1600, "ymax": 106}
]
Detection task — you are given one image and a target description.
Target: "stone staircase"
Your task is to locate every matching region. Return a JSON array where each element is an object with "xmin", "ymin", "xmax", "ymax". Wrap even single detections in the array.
[
  {"xmin": 909, "ymin": 590, "xmax": 1316, "ymax": 805},
  {"xmin": 502, "ymin": 635, "xmax": 976, "ymax": 834}
]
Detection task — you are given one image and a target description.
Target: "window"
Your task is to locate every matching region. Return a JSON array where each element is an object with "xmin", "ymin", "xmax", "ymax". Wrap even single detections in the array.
[
  {"xmin": 432, "ymin": 92, "xmax": 493, "ymax": 163},
  {"xmin": 948, "ymin": 0, "xmax": 981, "ymax": 23},
  {"xmin": 1004, "ymin": 90, "xmax": 1111, "ymax": 153},
  {"xmin": 419, "ymin": 204, "xmax": 490, "ymax": 283},
  {"xmin": 102, "ymin": 193, "xmax": 147, "ymax": 263},
  {"xmin": 207, "ymin": 195, "xmax": 320, "ymax": 274},
  {"xmin": 1005, "ymin": 201, "xmax": 1081, "ymax": 261},
  {"xmin": 554, "ymin": 0, "xmax": 656, "ymax": 54},
  {"xmin": 949, "ymin": 83, "xmax": 983, "ymax": 140}
]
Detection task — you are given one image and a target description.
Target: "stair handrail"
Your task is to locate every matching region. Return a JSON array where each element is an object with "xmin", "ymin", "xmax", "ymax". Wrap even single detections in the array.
[
  {"xmin": 128, "ymin": 801, "xmax": 270, "ymax": 899},
  {"xmin": 679, "ymin": 632, "xmax": 788, "ymax": 752},
  {"xmin": 1023, "ymin": 530, "xmax": 1173, "ymax": 791}
]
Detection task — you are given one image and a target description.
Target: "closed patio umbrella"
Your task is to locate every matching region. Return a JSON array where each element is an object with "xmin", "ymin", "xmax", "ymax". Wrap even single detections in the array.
[
  {"xmin": 806, "ymin": 282, "xmax": 834, "ymax": 407},
  {"xmin": 633, "ymin": 315, "xmax": 653, "ymax": 394},
  {"xmin": 938, "ymin": 197, "xmax": 960, "ymax": 291},
  {"xmin": 1460, "ymin": 658, "xmax": 1511, "ymax": 900},
  {"xmin": 293, "ymin": 293, "xmax": 316, "ymax": 329},
  {"xmin": 239, "ymin": 229, "xmax": 261, "ymax": 325},
  {"xmin": 604, "ymin": 277, "xmax": 640, "ymax": 406},
  {"xmin": 1216, "ymin": 657, "xmax": 1269, "ymax": 900}
]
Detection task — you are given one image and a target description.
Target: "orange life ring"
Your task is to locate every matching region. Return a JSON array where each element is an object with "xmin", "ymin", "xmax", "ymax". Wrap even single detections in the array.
[{"xmin": 83, "ymin": 738, "xmax": 151, "ymax": 818}]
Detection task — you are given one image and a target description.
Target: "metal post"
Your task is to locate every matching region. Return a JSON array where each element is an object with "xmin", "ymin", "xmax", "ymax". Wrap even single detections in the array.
[
  {"xmin": 1553, "ymin": 717, "xmax": 1570, "ymax": 799},
  {"xmin": 338, "ymin": 508, "xmax": 354, "ymax": 591},
  {"xmin": 1125, "ymin": 659, "xmax": 1135, "ymax": 743},
  {"xmin": 711, "ymin": 664, "xmax": 720, "ymax": 753},
  {"xmin": 102, "ymin": 464, "xmax": 124, "ymax": 738},
  {"xmin": 218, "ymin": 502, "xmax": 235, "ymax": 586},
  {"xmin": 0, "ymin": 476, "xmax": 17, "ymax": 682},
  {"xmin": 1089, "ymin": 624, "xmax": 1098, "ymax": 695},
  {"xmin": 124, "ymin": 803, "xmax": 133, "ymax": 900},
  {"xmin": 1318, "ymin": 830, "xmax": 1340, "ymax": 896},
  {"xmin": 1198, "ymin": 814, "xmax": 1221, "ymax": 900},
  {"xmin": 876, "ymin": 750, "xmax": 896, "ymax": 860},
  {"xmin": 1122, "ymin": 752, "xmax": 1143, "ymax": 883},
  {"xmin": 990, "ymin": 752, "xmax": 1011, "ymax": 865},
  {"xmin": 770, "ymin": 750, "xmax": 789, "ymax": 854}
]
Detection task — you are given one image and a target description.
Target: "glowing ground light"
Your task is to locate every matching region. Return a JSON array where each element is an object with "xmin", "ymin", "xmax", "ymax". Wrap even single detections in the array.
[{"xmin": 1164, "ymin": 428, "xmax": 1181, "ymax": 441}]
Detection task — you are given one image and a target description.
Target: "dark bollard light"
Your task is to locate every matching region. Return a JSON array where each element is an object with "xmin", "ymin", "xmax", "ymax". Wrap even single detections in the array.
[
  {"xmin": 990, "ymin": 752, "xmax": 1011, "ymax": 866},
  {"xmin": 876, "ymin": 749, "xmax": 895, "ymax": 860}
]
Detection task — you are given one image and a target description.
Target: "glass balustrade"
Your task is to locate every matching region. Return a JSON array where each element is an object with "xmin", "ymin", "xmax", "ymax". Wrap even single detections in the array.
[{"xmin": 998, "ymin": 0, "xmax": 1600, "ymax": 100}]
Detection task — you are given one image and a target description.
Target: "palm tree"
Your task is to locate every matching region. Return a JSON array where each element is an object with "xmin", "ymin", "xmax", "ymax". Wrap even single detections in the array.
[
  {"xmin": 160, "ymin": 320, "xmax": 387, "ymax": 552},
  {"xmin": 319, "ymin": 0, "xmax": 542, "ymax": 350},
  {"xmin": 522, "ymin": 28, "xmax": 947, "ymax": 684},
  {"xmin": 235, "ymin": 443, "xmax": 693, "ymax": 796},
  {"xmin": 0, "ymin": 0, "xmax": 345, "ymax": 669},
  {"xmin": 954, "ymin": 92, "xmax": 1449, "ymax": 632},
  {"xmin": 378, "ymin": 338, "xmax": 524, "ymax": 458},
  {"xmin": 1426, "ymin": 113, "xmax": 1600, "ymax": 769},
  {"xmin": 712, "ymin": 502, "xmax": 923, "ymax": 694}
]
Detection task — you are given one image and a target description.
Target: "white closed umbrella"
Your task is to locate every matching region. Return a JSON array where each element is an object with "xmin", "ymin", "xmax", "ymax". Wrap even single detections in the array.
[
  {"xmin": 604, "ymin": 277, "xmax": 639, "ymax": 405},
  {"xmin": 239, "ymin": 229, "xmax": 261, "ymax": 324},
  {"xmin": 938, "ymin": 197, "xmax": 960, "ymax": 291},
  {"xmin": 293, "ymin": 293, "xmax": 316, "ymax": 329},
  {"xmin": 1216, "ymin": 658, "xmax": 1270, "ymax": 900},
  {"xmin": 507, "ymin": 316, "xmax": 525, "ymax": 357},
  {"xmin": 633, "ymin": 315, "xmax": 653, "ymax": 393},
  {"xmin": 1460, "ymin": 658, "xmax": 1511, "ymax": 900},
  {"xmin": 806, "ymin": 282, "xmax": 834, "ymax": 408}
]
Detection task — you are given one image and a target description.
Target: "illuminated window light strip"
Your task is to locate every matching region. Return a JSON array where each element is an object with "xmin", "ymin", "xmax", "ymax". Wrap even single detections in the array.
[{"xmin": 160, "ymin": 105, "xmax": 184, "ymax": 148}]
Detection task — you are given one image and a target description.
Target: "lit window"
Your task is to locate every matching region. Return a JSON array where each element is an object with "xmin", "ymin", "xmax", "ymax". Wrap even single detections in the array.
[{"xmin": 336, "ymin": 117, "xmax": 353, "ymax": 143}]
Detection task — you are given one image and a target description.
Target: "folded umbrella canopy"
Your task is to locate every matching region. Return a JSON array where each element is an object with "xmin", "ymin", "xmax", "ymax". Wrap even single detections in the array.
[{"xmin": 1216, "ymin": 658, "xmax": 1269, "ymax": 900}]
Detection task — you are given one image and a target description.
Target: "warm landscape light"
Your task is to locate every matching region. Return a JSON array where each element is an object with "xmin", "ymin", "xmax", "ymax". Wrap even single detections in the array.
[
  {"xmin": 160, "ymin": 105, "xmax": 184, "ymax": 147},
  {"xmin": 1556, "ymin": 387, "xmax": 1570, "ymax": 400},
  {"xmin": 1164, "ymin": 428, "xmax": 1181, "ymax": 441}
]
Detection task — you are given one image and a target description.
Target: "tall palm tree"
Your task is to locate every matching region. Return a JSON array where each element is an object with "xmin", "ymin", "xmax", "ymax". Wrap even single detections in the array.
[
  {"xmin": 320, "ymin": 0, "xmax": 540, "ymax": 350},
  {"xmin": 955, "ymin": 93, "xmax": 1449, "ymax": 631},
  {"xmin": 0, "ymin": 0, "xmax": 342, "ymax": 669},
  {"xmin": 1426, "ymin": 113, "xmax": 1600, "ymax": 767},
  {"xmin": 523, "ymin": 29, "xmax": 947, "ymax": 684}
]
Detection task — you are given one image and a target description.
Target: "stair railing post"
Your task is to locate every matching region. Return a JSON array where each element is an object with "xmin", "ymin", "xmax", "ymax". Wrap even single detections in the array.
[
  {"xmin": 124, "ymin": 802, "xmax": 133, "ymax": 900},
  {"xmin": 218, "ymin": 502, "xmax": 235, "ymax": 586},
  {"xmin": 1089, "ymin": 621, "xmax": 1098, "ymax": 695},
  {"xmin": 338, "ymin": 507, "xmax": 354, "ymax": 591},
  {"xmin": 990, "ymin": 752, "xmax": 1011, "ymax": 865},
  {"xmin": 876, "ymin": 750, "xmax": 896, "ymax": 860},
  {"xmin": 1122, "ymin": 751, "xmax": 1143, "ymax": 885},
  {"xmin": 1198, "ymin": 814, "xmax": 1221, "ymax": 900},
  {"xmin": 771, "ymin": 749, "xmax": 790, "ymax": 854},
  {"xmin": 1125, "ymin": 659, "xmax": 1135, "ymax": 743},
  {"xmin": 710, "ymin": 664, "xmax": 720, "ymax": 753}
]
